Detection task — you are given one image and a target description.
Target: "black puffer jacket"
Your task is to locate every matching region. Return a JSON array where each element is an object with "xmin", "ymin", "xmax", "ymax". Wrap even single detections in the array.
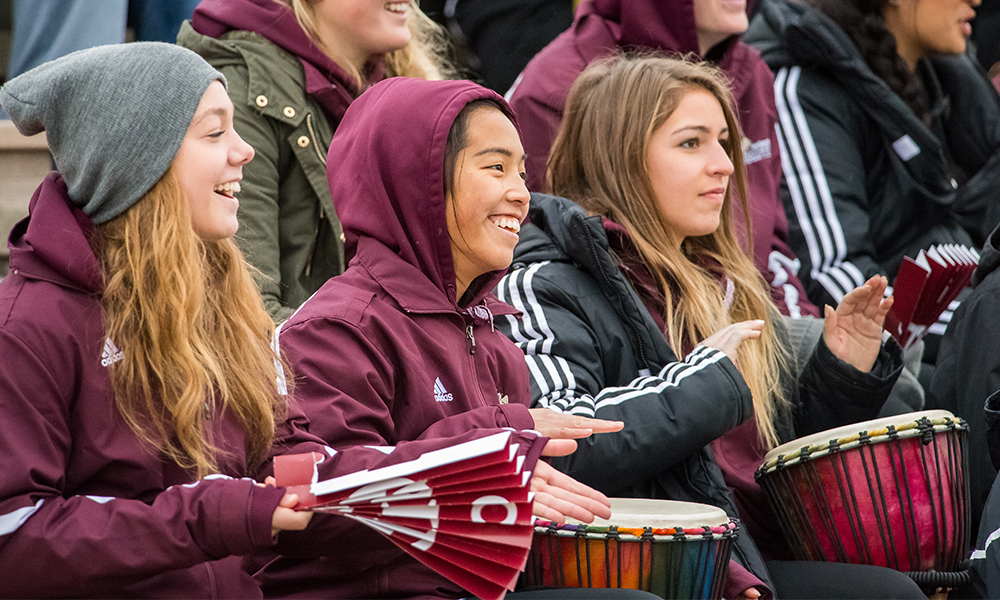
[
  {"xmin": 746, "ymin": 0, "xmax": 1000, "ymax": 309},
  {"xmin": 497, "ymin": 193, "xmax": 904, "ymax": 592}
]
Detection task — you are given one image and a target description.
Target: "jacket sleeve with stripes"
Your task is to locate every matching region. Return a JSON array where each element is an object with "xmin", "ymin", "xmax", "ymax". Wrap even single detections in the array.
[
  {"xmin": 495, "ymin": 260, "xmax": 754, "ymax": 496},
  {"xmin": 772, "ymin": 65, "xmax": 887, "ymax": 308}
]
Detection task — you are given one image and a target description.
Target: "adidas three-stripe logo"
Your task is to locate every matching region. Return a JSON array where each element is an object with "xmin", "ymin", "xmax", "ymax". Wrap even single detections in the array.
[
  {"xmin": 433, "ymin": 377, "xmax": 453, "ymax": 402},
  {"xmin": 101, "ymin": 337, "xmax": 124, "ymax": 367}
]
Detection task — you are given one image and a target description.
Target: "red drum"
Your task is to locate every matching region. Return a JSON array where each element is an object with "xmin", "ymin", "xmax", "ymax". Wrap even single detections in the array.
[
  {"xmin": 755, "ymin": 410, "xmax": 969, "ymax": 588},
  {"xmin": 523, "ymin": 498, "xmax": 737, "ymax": 599}
]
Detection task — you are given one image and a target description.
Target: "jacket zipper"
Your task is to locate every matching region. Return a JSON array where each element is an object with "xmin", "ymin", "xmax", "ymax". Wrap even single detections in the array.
[
  {"xmin": 304, "ymin": 112, "xmax": 326, "ymax": 277},
  {"xmin": 466, "ymin": 325, "xmax": 476, "ymax": 354},
  {"xmin": 304, "ymin": 205, "xmax": 324, "ymax": 277},
  {"xmin": 306, "ymin": 113, "xmax": 327, "ymax": 165}
]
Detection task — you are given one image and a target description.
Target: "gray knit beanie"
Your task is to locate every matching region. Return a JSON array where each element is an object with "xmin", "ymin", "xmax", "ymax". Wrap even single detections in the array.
[{"xmin": 0, "ymin": 42, "xmax": 226, "ymax": 223}]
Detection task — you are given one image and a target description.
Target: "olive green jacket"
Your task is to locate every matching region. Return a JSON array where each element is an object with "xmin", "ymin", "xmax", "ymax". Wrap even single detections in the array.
[{"xmin": 178, "ymin": 21, "xmax": 345, "ymax": 323}]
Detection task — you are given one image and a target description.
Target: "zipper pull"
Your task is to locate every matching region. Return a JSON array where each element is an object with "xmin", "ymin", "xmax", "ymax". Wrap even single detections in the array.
[{"xmin": 466, "ymin": 325, "xmax": 476, "ymax": 354}]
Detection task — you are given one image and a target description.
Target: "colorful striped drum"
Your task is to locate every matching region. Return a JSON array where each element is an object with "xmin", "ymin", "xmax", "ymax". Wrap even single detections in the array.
[
  {"xmin": 523, "ymin": 498, "xmax": 738, "ymax": 599},
  {"xmin": 755, "ymin": 410, "xmax": 969, "ymax": 589}
]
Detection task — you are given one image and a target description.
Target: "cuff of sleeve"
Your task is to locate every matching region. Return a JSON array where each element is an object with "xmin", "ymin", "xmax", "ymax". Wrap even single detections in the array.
[
  {"xmin": 499, "ymin": 403, "xmax": 534, "ymax": 430},
  {"xmin": 246, "ymin": 483, "xmax": 287, "ymax": 551},
  {"xmin": 812, "ymin": 336, "xmax": 901, "ymax": 393},
  {"xmin": 725, "ymin": 559, "xmax": 771, "ymax": 600}
]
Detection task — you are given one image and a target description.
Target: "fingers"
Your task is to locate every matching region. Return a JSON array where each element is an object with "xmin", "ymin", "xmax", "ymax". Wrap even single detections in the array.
[
  {"xmin": 822, "ymin": 304, "xmax": 837, "ymax": 340},
  {"xmin": 264, "ymin": 476, "xmax": 277, "ymax": 487},
  {"xmin": 528, "ymin": 408, "xmax": 624, "ymax": 440},
  {"xmin": 279, "ymin": 493, "xmax": 299, "ymax": 508},
  {"xmin": 700, "ymin": 320, "xmax": 764, "ymax": 363},
  {"xmin": 530, "ymin": 461, "xmax": 611, "ymax": 522},
  {"xmin": 541, "ymin": 439, "xmax": 578, "ymax": 457}
]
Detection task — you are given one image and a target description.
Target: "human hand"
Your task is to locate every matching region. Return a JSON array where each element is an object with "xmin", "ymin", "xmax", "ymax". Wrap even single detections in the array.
[
  {"xmin": 823, "ymin": 275, "xmax": 893, "ymax": 373},
  {"xmin": 699, "ymin": 320, "xmax": 765, "ymax": 365},
  {"xmin": 261, "ymin": 476, "xmax": 313, "ymax": 537},
  {"xmin": 530, "ymin": 455, "xmax": 612, "ymax": 523},
  {"xmin": 528, "ymin": 408, "xmax": 623, "ymax": 440}
]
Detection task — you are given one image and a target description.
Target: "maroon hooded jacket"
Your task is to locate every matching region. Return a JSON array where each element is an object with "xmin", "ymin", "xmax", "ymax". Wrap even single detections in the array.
[
  {"xmin": 0, "ymin": 174, "xmax": 288, "ymax": 598},
  {"xmin": 0, "ymin": 173, "xmax": 549, "ymax": 598},
  {"xmin": 260, "ymin": 78, "xmax": 537, "ymax": 598},
  {"xmin": 507, "ymin": 0, "xmax": 818, "ymax": 319}
]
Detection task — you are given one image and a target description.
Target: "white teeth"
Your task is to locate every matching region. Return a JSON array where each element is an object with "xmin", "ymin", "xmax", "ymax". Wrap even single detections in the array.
[
  {"xmin": 492, "ymin": 217, "xmax": 521, "ymax": 233},
  {"xmin": 385, "ymin": 2, "xmax": 408, "ymax": 13},
  {"xmin": 213, "ymin": 182, "xmax": 241, "ymax": 195}
]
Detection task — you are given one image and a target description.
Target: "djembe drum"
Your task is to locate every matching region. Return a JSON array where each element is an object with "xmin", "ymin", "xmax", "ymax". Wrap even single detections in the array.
[
  {"xmin": 523, "ymin": 498, "xmax": 738, "ymax": 599},
  {"xmin": 755, "ymin": 410, "xmax": 969, "ymax": 589}
]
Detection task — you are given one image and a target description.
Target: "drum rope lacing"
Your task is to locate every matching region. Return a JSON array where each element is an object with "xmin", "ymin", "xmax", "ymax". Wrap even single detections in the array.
[{"xmin": 755, "ymin": 416, "xmax": 967, "ymax": 475}]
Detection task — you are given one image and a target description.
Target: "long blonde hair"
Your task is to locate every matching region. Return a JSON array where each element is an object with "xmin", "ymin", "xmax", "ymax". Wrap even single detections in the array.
[
  {"xmin": 548, "ymin": 55, "xmax": 790, "ymax": 448},
  {"xmin": 93, "ymin": 169, "xmax": 288, "ymax": 477},
  {"xmin": 283, "ymin": 0, "xmax": 452, "ymax": 87}
]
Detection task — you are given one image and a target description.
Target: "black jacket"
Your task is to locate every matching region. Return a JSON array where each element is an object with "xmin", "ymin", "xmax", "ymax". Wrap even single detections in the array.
[
  {"xmin": 931, "ymin": 222, "xmax": 1000, "ymax": 534},
  {"xmin": 497, "ymin": 193, "xmax": 903, "ymax": 593},
  {"xmin": 746, "ymin": 0, "xmax": 1000, "ymax": 308}
]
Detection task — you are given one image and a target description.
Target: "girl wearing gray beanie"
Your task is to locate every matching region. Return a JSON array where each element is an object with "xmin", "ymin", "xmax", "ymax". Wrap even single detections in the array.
[
  {"xmin": 0, "ymin": 42, "xmax": 319, "ymax": 597},
  {"xmin": 0, "ymin": 41, "xmax": 613, "ymax": 599}
]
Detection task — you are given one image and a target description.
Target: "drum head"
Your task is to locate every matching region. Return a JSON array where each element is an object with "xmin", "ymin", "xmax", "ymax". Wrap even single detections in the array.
[
  {"xmin": 567, "ymin": 498, "xmax": 730, "ymax": 530},
  {"xmin": 763, "ymin": 409, "xmax": 957, "ymax": 463}
]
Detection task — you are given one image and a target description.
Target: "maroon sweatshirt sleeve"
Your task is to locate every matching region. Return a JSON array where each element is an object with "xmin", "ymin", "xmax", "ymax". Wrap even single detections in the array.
[{"xmin": 0, "ymin": 331, "xmax": 285, "ymax": 597}]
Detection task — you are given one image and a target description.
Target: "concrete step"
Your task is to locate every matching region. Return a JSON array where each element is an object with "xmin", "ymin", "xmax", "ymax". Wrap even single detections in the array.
[{"xmin": 0, "ymin": 119, "xmax": 51, "ymax": 277}]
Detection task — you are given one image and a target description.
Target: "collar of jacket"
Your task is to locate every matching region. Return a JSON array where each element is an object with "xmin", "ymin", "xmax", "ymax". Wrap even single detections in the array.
[
  {"xmin": 7, "ymin": 172, "xmax": 102, "ymax": 294},
  {"xmin": 514, "ymin": 193, "xmax": 670, "ymax": 370},
  {"xmin": 178, "ymin": 22, "xmax": 355, "ymax": 127},
  {"xmin": 355, "ymin": 236, "xmax": 519, "ymax": 319}
]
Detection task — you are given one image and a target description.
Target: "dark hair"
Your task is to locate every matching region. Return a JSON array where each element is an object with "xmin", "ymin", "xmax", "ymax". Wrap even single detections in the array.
[
  {"xmin": 443, "ymin": 99, "xmax": 507, "ymax": 197},
  {"xmin": 810, "ymin": 0, "xmax": 929, "ymax": 123}
]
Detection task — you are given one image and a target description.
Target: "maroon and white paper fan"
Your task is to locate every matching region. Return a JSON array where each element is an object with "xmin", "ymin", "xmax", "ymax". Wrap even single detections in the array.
[
  {"xmin": 274, "ymin": 431, "xmax": 536, "ymax": 600},
  {"xmin": 884, "ymin": 243, "xmax": 978, "ymax": 349}
]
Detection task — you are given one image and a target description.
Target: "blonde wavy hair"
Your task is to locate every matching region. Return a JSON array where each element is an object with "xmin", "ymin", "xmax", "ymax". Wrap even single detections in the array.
[
  {"xmin": 548, "ymin": 54, "xmax": 790, "ymax": 448},
  {"xmin": 282, "ymin": 0, "xmax": 452, "ymax": 87},
  {"xmin": 93, "ymin": 169, "xmax": 288, "ymax": 477}
]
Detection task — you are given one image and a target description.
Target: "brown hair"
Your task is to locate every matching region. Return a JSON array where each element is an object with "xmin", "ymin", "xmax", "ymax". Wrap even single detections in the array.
[
  {"xmin": 93, "ymin": 169, "xmax": 288, "ymax": 477},
  {"xmin": 282, "ymin": 0, "xmax": 453, "ymax": 88},
  {"xmin": 548, "ymin": 54, "xmax": 790, "ymax": 447}
]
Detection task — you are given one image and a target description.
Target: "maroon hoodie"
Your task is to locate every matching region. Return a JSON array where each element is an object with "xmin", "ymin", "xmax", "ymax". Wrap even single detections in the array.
[
  {"xmin": 0, "ymin": 173, "xmax": 287, "ymax": 598},
  {"xmin": 507, "ymin": 0, "xmax": 819, "ymax": 319},
  {"xmin": 0, "ymin": 172, "xmax": 549, "ymax": 598},
  {"xmin": 261, "ymin": 78, "xmax": 537, "ymax": 598}
]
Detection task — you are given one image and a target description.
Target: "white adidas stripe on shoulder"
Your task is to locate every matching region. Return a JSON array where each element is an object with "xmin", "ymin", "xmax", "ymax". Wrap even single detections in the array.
[{"xmin": 774, "ymin": 66, "xmax": 864, "ymax": 302}]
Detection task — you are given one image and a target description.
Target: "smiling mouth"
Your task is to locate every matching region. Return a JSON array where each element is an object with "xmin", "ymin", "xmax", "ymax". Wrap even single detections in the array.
[
  {"xmin": 386, "ymin": 1, "xmax": 408, "ymax": 14},
  {"xmin": 213, "ymin": 182, "xmax": 241, "ymax": 197},
  {"xmin": 490, "ymin": 216, "xmax": 521, "ymax": 234}
]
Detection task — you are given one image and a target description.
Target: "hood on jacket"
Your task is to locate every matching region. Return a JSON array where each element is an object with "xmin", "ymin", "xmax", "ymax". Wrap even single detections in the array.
[
  {"xmin": 589, "ymin": 0, "xmax": 699, "ymax": 55},
  {"xmin": 974, "ymin": 222, "xmax": 1000, "ymax": 287},
  {"xmin": 8, "ymin": 172, "xmax": 102, "ymax": 294},
  {"xmin": 327, "ymin": 77, "xmax": 520, "ymax": 306},
  {"xmin": 191, "ymin": 0, "xmax": 362, "ymax": 112}
]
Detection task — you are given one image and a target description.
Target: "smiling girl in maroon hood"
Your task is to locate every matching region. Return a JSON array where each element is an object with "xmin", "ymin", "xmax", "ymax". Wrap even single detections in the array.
[{"xmin": 261, "ymin": 77, "xmax": 619, "ymax": 598}]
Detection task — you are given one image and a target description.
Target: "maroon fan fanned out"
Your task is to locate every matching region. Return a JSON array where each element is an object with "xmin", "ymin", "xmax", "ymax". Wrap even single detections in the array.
[
  {"xmin": 274, "ymin": 431, "xmax": 537, "ymax": 600},
  {"xmin": 884, "ymin": 244, "xmax": 978, "ymax": 349}
]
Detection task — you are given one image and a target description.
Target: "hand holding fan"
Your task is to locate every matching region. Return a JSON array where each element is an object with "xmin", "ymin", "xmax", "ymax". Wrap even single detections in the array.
[{"xmin": 274, "ymin": 431, "xmax": 539, "ymax": 600}]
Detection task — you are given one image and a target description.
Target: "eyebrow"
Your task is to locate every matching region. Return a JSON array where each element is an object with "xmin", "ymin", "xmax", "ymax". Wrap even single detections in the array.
[
  {"xmin": 194, "ymin": 107, "xmax": 228, "ymax": 124},
  {"xmin": 673, "ymin": 125, "xmax": 729, "ymax": 136},
  {"xmin": 473, "ymin": 147, "xmax": 527, "ymax": 161}
]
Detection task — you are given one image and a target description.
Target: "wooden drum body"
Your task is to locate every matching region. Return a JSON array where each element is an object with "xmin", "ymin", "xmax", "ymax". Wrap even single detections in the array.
[
  {"xmin": 755, "ymin": 410, "xmax": 969, "ymax": 588},
  {"xmin": 523, "ymin": 498, "xmax": 737, "ymax": 599}
]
